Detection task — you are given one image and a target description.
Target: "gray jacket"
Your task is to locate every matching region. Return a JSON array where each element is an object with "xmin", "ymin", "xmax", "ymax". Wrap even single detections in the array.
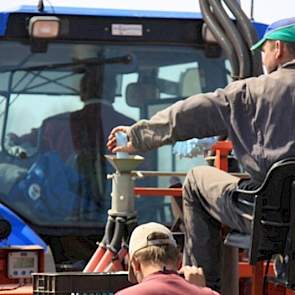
[{"xmin": 128, "ymin": 59, "xmax": 295, "ymax": 184}]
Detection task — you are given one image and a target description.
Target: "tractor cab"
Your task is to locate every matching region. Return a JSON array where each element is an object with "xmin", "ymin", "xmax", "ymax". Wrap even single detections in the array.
[{"xmin": 0, "ymin": 4, "xmax": 235, "ymax": 267}]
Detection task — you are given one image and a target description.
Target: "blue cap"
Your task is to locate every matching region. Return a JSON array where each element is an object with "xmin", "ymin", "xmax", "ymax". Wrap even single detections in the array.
[{"xmin": 251, "ymin": 17, "xmax": 295, "ymax": 50}]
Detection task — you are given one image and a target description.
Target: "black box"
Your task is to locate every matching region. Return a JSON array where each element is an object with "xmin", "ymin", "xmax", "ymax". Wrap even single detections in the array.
[{"xmin": 33, "ymin": 271, "xmax": 132, "ymax": 294}]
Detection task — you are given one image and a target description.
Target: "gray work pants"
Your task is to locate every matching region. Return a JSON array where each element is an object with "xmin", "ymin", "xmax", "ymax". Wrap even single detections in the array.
[{"xmin": 182, "ymin": 166, "xmax": 252, "ymax": 292}]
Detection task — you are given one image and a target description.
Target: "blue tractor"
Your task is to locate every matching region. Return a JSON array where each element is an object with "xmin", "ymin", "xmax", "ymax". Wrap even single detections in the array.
[{"xmin": 0, "ymin": 0, "xmax": 266, "ymax": 271}]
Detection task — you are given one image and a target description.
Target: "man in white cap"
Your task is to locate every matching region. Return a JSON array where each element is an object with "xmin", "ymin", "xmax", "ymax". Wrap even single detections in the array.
[
  {"xmin": 108, "ymin": 17, "xmax": 295, "ymax": 292},
  {"xmin": 116, "ymin": 222, "xmax": 219, "ymax": 295}
]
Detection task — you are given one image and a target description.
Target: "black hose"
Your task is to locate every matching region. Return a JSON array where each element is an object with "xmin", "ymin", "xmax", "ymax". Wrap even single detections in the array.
[
  {"xmin": 109, "ymin": 216, "xmax": 126, "ymax": 253},
  {"xmin": 101, "ymin": 215, "xmax": 115, "ymax": 247},
  {"xmin": 224, "ymin": 0, "xmax": 263, "ymax": 76},
  {"xmin": 199, "ymin": 0, "xmax": 239, "ymax": 79},
  {"xmin": 124, "ymin": 216, "xmax": 137, "ymax": 246},
  {"xmin": 208, "ymin": 0, "xmax": 251, "ymax": 79}
]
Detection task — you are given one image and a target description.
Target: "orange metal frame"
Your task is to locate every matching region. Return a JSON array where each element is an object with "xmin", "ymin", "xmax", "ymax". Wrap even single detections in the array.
[{"xmin": 134, "ymin": 187, "xmax": 182, "ymax": 197}]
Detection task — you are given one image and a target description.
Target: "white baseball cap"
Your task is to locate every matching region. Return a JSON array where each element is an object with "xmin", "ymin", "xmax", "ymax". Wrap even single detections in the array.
[{"xmin": 128, "ymin": 222, "xmax": 177, "ymax": 283}]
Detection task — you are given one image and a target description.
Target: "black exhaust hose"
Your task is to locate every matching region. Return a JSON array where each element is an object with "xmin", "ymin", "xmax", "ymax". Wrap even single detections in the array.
[
  {"xmin": 109, "ymin": 216, "xmax": 126, "ymax": 253},
  {"xmin": 100, "ymin": 215, "xmax": 116, "ymax": 247},
  {"xmin": 199, "ymin": 0, "xmax": 239, "ymax": 79},
  {"xmin": 224, "ymin": 0, "xmax": 263, "ymax": 76},
  {"xmin": 208, "ymin": 0, "xmax": 251, "ymax": 79}
]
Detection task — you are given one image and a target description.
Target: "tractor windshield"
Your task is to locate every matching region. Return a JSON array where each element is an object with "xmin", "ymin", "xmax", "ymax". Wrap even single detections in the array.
[{"xmin": 0, "ymin": 40, "xmax": 230, "ymax": 233}]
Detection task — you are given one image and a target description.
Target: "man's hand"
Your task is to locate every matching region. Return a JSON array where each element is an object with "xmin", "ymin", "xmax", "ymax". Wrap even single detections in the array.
[
  {"xmin": 107, "ymin": 126, "xmax": 137, "ymax": 154},
  {"xmin": 178, "ymin": 265, "xmax": 206, "ymax": 287}
]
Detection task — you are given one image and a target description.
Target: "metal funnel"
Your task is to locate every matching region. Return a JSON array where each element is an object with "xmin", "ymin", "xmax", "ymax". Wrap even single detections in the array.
[{"xmin": 105, "ymin": 155, "xmax": 144, "ymax": 173}]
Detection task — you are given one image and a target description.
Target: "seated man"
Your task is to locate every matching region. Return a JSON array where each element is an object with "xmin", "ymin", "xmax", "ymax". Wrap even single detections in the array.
[
  {"xmin": 9, "ymin": 67, "xmax": 134, "ymax": 162},
  {"xmin": 6, "ymin": 67, "xmax": 134, "ymax": 218},
  {"xmin": 116, "ymin": 222, "xmax": 219, "ymax": 295},
  {"xmin": 108, "ymin": 17, "xmax": 295, "ymax": 291}
]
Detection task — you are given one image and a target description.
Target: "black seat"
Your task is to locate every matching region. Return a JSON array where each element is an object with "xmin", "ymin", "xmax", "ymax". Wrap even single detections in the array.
[{"xmin": 224, "ymin": 158, "xmax": 295, "ymax": 288}]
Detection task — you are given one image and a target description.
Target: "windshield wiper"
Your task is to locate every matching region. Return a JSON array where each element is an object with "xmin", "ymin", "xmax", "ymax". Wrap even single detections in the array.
[{"xmin": 0, "ymin": 55, "xmax": 132, "ymax": 73}]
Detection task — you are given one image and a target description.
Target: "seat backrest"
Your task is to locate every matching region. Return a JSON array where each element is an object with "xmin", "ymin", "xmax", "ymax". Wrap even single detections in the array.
[
  {"xmin": 247, "ymin": 158, "xmax": 295, "ymax": 269},
  {"xmin": 125, "ymin": 82, "xmax": 160, "ymax": 107}
]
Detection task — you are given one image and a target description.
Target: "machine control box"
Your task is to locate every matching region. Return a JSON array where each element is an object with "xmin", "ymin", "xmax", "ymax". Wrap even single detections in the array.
[{"xmin": 8, "ymin": 251, "xmax": 38, "ymax": 278}]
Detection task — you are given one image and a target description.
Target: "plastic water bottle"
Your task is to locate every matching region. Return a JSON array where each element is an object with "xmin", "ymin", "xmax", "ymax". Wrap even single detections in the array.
[{"xmin": 115, "ymin": 131, "xmax": 129, "ymax": 159}]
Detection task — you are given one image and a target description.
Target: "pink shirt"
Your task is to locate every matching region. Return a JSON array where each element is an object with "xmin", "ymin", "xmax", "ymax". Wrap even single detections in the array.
[{"xmin": 115, "ymin": 271, "xmax": 220, "ymax": 295}]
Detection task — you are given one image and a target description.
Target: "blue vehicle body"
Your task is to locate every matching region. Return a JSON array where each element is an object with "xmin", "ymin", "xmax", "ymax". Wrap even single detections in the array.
[{"xmin": 0, "ymin": 3, "xmax": 267, "ymax": 37}]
